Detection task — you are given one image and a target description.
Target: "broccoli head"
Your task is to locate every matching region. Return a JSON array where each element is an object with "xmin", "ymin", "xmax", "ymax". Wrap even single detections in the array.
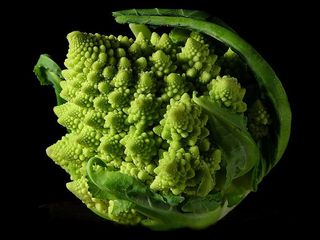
[{"xmin": 34, "ymin": 9, "xmax": 291, "ymax": 230}]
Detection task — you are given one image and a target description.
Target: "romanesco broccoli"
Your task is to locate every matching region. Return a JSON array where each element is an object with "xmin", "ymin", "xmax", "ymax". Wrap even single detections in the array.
[{"xmin": 34, "ymin": 8, "xmax": 291, "ymax": 230}]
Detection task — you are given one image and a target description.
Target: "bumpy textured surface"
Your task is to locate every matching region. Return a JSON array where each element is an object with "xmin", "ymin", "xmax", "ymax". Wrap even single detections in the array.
[
  {"xmin": 208, "ymin": 75, "xmax": 247, "ymax": 113},
  {"xmin": 47, "ymin": 30, "xmax": 249, "ymax": 224},
  {"xmin": 248, "ymin": 99, "xmax": 271, "ymax": 139}
]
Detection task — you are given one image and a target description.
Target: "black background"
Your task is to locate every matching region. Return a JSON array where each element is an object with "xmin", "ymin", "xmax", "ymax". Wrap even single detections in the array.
[{"xmin": 9, "ymin": 0, "xmax": 315, "ymax": 238}]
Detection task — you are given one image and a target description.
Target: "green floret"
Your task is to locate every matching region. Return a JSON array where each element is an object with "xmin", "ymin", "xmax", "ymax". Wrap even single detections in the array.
[
  {"xmin": 93, "ymin": 95, "xmax": 111, "ymax": 112},
  {"xmin": 219, "ymin": 48, "xmax": 250, "ymax": 81},
  {"xmin": 76, "ymin": 125, "xmax": 102, "ymax": 148},
  {"xmin": 150, "ymin": 50, "xmax": 177, "ymax": 77},
  {"xmin": 134, "ymin": 57, "xmax": 148, "ymax": 72},
  {"xmin": 161, "ymin": 73, "xmax": 190, "ymax": 101},
  {"xmin": 151, "ymin": 146, "xmax": 201, "ymax": 195},
  {"xmin": 107, "ymin": 87, "xmax": 131, "ymax": 109},
  {"xmin": 127, "ymin": 93, "xmax": 160, "ymax": 129},
  {"xmin": 129, "ymin": 32, "xmax": 152, "ymax": 58},
  {"xmin": 104, "ymin": 110, "xmax": 128, "ymax": 133},
  {"xmin": 151, "ymin": 93, "xmax": 215, "ymax": 195},
  {"xmin": 46, "ymin": 133, "xmax": 93, "ymax": 180},
  {"xmin": 66, "ymin": 177, "xmax": 109, "ymax": 218},
  {"xmin": 54, "ymin": 103, "xmax": 85, "ymax": 132},
  {"xmin": 98, "ymin": 132, "xmax": 126, "ymax": 167},
  {"xmin": 177, "ymin": 36, "xmax": 209, "ymax": 76},
  {"xmin": 117, "ymin": 57, "xmax": 132, "ymax": 71},
  {"xmin": 135, "ymin": 72, "xmax": 157, "ymax": 95},
  {"xmin": 151, "ymin": 33, "xmax": 175, "ymax": 55},
  {"xmin": 84, "ymin": 109, "xmax": 106, "ymax": 130},
  {"xmin": 61, "ymin": 31, "xmax": 111, "ymax": 104},
  {"xmin": 198, "ymin": 53, "xmax": 221, "ymax": 84},
  {"xmin": 108, "ymin": 200, "xmax": 142, "ymax": 225},
  {"xmin": 178, "ymin": 34, "xmax": 208, "ymax": 62},
  {"xmin": 81, "ymin": 82, "xmax": 99, "ymax": 96},
  {"xmin": 176, "ymin": 32, "xmax": 220, "ymax": 83},
  {"xmin": 117, "ymin": 35, "xmax": 134, "ymax": 48},
  {"xmin": 208, "ymin": 75, "xmax": 247, "ymax": 113},
  {"xmin": 111, "ymin": 69, "xmax": 132, "ymax": 87},
  {"xmin": 248, "ymin": 99, "xmax": 272, "ymax": 139},
  {"xmin": 154, "ymin": 93, "xmax": 208, "ymax": 147},
  {"xmin": 102, "ymin": 66, "xmax": 117, "ymax": 81},
  {"xmin": 205, "ymin": 149, "xmax": 222, "ymax": 175},
  {"xmin": 121, "ymin": 128, "xmax": 161, "ymax": 174},
  {"xmin": 68, "ymin": 176, "xmax": 142, "ymax": 225}
]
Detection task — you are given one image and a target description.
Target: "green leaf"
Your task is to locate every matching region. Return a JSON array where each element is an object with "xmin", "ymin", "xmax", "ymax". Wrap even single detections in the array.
[
  {"xmin": 87, "ymin": 157, "xmax": 165, "ymax": 205},
  {"xmin": 196, "ymin": 162, "xmax": 214, "ymax": 197},
  {"xmin": 33, "ymin": 54, "xmax": 66, "ymax": 105},
  {"xmin": 193, "ymin": 95, "xmax": 260, "ymax": 188},
  {"xmin": 223, "ymin": 181, "xmax": 251, "ymax": 207},
  {"xmin": 251, "ymin": 152, "xmax": 268, "ymax": 191},
  {"xmin": 87, "ymin": 175, "xmax": 116, "ymax": 201},
  {"xmin": 182, "ymin": 194, "xmax": 221, "ymax": 213},
  {"xmin": 113, "ymin": 8, "xmax": 210, "ymax": 20},
  {"xmin": 86, "ymin": 157, "xmax": 233, "ymax": 230},
  {"xmin": 162, "ymin": 194, "xmax": 185, "ymax": 207},
  {"xmin": 109, "ymin": 199, "xmax": 134, "ymax": 216}
]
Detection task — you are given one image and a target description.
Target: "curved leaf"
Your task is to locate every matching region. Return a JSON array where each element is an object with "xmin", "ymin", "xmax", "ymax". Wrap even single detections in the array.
[
  {"xmin": 193, "ymin": 96, "xmax": 260, "ymax": 188},
  {"xmin": 33, "ymin": 54, "xmax": 65, "ymax": 105},
  {"xmin": 86, "ymin": 157, "xmax": 233, "ymax": 230},
  {"xmin": 113, "ymin": 8, "xmax": 210, "ymax": 20}
]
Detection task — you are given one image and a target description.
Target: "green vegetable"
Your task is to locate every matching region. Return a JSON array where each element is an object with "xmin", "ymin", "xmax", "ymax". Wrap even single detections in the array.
[
  {"xmin": 34, "ymin": 8, "xmax": 291, "ymax": 230},
  {"xmin": 34, "ymin": 54, "xmax": 66, "ymax": 105}
]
